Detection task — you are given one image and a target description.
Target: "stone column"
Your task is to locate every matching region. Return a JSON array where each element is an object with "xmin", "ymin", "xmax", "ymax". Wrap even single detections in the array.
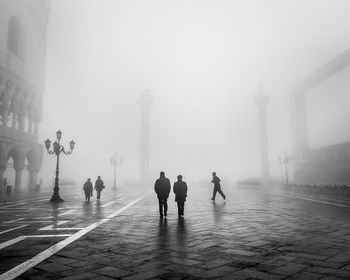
[
  {"xmin": 14, "ymin": 158, "xmax": 25, "ymax": 192},
  {"xmin": 137, "ymin": 91, "xmax": 153, "ymax": 184},
  {"xmin": 17, "ymin": 111, "xmax": 25, "ymax": 132},
  {"xmin": 34, "ymin": 121, "xmax": 39, "ymax": 140},
  {"xmin": 29, "ymin": 171, "xmax": 38, "ymax": 189},
  {"xmin": 255, "ymin": 93, "xmax": 270, "ymax": 179},
  {"xmin": 0, "ymin": 165, "xmax": 6, "ymax": 194}
]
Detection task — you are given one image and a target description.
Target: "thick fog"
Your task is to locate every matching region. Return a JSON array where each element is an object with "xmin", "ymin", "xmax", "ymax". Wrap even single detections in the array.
[{"xmin": 39, "ymin": 0, "xmax": 350, "ymax": 187}]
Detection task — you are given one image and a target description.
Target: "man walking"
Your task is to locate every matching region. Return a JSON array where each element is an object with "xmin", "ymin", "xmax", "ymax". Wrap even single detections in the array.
[
  {"xmin": 211, "ymin": 172, "xmax": 226, "ymax": 201},
  {"xmin": 95, "ymin": 176, "xmax": 105, "ymax": 200},
  {"xmin": 173, "ymin": 175, "xmax": 188, "ymax": 217},
  {"xmin": 83, "ymin": 178, "xmax": 93, "ymax": 202},
  {"xmin": 154, "ymin": 171, "xmax": 171, "ymax": 218}
]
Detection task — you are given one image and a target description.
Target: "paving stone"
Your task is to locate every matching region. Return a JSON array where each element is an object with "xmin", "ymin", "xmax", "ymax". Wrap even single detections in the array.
[
  {"xmin": 2, "ymin": 186, "xmax": 350, "ymax": 280},
  {"xmin": 270, "ymin": 262, "xmax": 309, "ymax": 276},
  {"xmin": 94, "ymin": 266, "xmax": 132, "ymax": 278}
]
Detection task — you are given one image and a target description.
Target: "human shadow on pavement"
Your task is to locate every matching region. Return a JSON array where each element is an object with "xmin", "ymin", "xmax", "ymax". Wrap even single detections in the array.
[
  {"xmin": 212, "ymin": 201, "xmax": 226, "ymax": 224},
  {"xmin": 82, "ymin": 201, "xmax": 92, "ymax": 219},
  {"xmin": 176, "ymin": 217, "xmax": 187, "ymax": 252},
  {"xmin": 95, "ymin": 200, "xmax": 103, "ymax": 219},
  {"xmin": 157, "ymin": 217, "xmax": 169, "ymax": 253}
]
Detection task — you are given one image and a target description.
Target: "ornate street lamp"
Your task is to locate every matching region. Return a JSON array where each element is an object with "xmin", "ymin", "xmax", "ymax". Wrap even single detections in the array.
[
  {"xmin": 45, "ymin": 130, "xmax": 75, "ymax": 202},
  {"xmin": 110, "ymin": 153, "xmax": 123, "ymax": 191},
  {"xmin": 279, "ymin": 151, "xmax": 292, "ymax": 185}
]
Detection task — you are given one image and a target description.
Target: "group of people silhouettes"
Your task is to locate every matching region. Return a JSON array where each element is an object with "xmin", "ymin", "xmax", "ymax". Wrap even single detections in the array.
[
  {"xmin": 83, "ymin": 176, "xmax": 105, "ymax": 202},
  {"xmin": 154, "ymin": 171, "xmax": 226, "ymax": 218},
  {"xmin": 82, "ymin": 172, "xmax": 226, "ymax": 216}
]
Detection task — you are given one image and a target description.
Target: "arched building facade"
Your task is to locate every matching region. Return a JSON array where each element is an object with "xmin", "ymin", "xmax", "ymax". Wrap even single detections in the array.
[{"xmin": 0, "ymin": 0, "xmax": 50, "ymax": 191}]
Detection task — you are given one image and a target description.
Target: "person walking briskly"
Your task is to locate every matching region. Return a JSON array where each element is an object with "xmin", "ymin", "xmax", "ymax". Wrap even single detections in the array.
[
  {"xmin": 211, "ymin": 172, "xmax": 226, "ymax": 201},
  {"xmin": 154, "ymin": 171, "xmax": 171, "ymax": 218},
  {"xmin": 94, "ymin": 176, "xmax": 105, "ymax": 200},
  {"xmin": 83, "ymin": 178, "xmax": 93, "ymax": 202},
  {"xmin": 173, "ymin": 175, "xmax": 188, "ymax": 218}
]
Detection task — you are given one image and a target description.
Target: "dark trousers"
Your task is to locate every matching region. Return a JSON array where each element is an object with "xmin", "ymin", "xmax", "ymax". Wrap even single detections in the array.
[
  {"xmin": 177, "ymin": 200, "xmax": 185, "ymax": 216},
  {"xmin": 85, "ymin": 192, "xmax": 91, "ymax": 202},
  {"xmin": 158, "ymin": 198, "xmax": 168, "ymax": 215},
  {"xmin": 212, "ymin": 186, "xmax": 225, "ymax": 200},
  {"xmin": 97, "ymin": 190, "xmax": 101, "ymax": 199}
]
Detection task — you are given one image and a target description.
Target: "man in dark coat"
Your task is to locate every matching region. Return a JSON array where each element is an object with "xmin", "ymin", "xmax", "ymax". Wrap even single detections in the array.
[
  {"xmin": 154, "ymin": 171, "xmax": 171, "ymax": 218},
  {"xmin": 83, "ymin": 178, "xmax": 93, "ymax": 202},
  {"xmin": 173, "ymin": 175, "xmax": 188, "ymax": 217},
  {"xmin": 95, "ymin": 176, "xmax": 105, "ymax": 200},
  {"xmin": 211, "ymin": 172, "xmax": 226, "ymax": 201}
]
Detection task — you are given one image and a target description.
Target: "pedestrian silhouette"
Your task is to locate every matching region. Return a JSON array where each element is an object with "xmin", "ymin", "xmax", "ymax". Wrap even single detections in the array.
[
  {"xmin": 154, "ymin": 171, "xmax": 171, "ymax": 218},
  {"xmin": 211, "ymin": 172, "xmax": 226, "ymax": 201},
  {"xmin": 173, "ymin": 175, "xmax": 188, "ymax": 217},
  {"xmin": 94, "ymin": 176, "xmax": 105, "ymax": 200},
  {"xmin": 83, "ymin": 178, "xmax": 93, "ymax": 202}
]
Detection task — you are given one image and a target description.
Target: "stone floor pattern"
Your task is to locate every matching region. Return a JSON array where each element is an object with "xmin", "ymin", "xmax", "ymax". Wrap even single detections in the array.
[{"xmin": 2, "ymin": 185, "xmax": 350, "ymax": 280}]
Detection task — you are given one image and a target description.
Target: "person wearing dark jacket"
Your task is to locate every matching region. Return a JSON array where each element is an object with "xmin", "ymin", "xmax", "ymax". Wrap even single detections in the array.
[
  {"xmin": 94, "ymin": 176, "xmax": 105, "ymax": 200},
  {"xmin": 211, "ymin": 172, "xmax": 226, "ymax": 201},
  {"xmin": 173, "ymin": 175, "xmax": 188, "ymax": 217},
  {"xmin": 154, "ymin": 171, "xmax": 171, "ymax": 218},
  {"xmin": 83, "ymin": 178, "xmax": 93, "ymax": 202}
]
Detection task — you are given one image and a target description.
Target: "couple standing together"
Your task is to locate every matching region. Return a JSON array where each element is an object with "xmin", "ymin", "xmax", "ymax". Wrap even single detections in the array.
[{"xmin": 154, "ymin": 171, "xmax": 226, "ymax": 218}]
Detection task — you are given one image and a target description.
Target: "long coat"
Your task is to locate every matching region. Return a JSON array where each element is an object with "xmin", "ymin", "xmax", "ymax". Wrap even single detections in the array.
[
  {"xmin": 95, "ymin": 179, "xmax": 104, "ymax": 191},
  {"xmin": 154, "ymin": 177, "xmax": 171, "ymax": 199},
  {"xmin": 173, "ymin": 181, "xmax": 188, "ymax": 202},
  {"xmin": 83, "ymin": 181, "xmax": 93, "ymax": 194}
]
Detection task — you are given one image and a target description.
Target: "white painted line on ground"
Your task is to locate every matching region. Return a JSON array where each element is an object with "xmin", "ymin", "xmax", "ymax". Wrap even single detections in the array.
[
  {"xmin": 0, "ymin": 192, "xmax": 151, "ymax": 280},
  {"xmin": 3, "ymin": 218, "xmax": 25, "ymax": 223},
  {"xmin": 286, "ymin": 195, "xmax": 350, "ymax": 208},
  {"xmin": 0, "ymin": 225, "xmax": 28, "ymax": 235},
  {"xmin": 44, "ymin": 228, "xmax": 84, "ymax": 231},
  {"xmin": 39, "ymin": 221, "xmax": 68, "ymax": 230},
  {"xmin": 0, "ymin": 203, "xmax": 26, "ymax": 209},
  {"xmin": 100, "ymin": 201, "xmax": 115, "ymax": 207},
  {"xmin": 0, "ymin": 198, "xmax": 48, "ymax": 208},
  {"xmin": 0, "ymin": 234, "xmax": 72, "ymax": 250},
  {"xmin": 58, "ymin": 210, "xmax": 75, "ymax": 216},
  {"xmin": 0, "ymin": 236, "xmax": 26, "ymax": 250}
]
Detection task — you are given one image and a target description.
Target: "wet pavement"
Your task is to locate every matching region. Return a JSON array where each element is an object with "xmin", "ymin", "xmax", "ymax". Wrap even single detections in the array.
[{"xmin": 1, "ymin": 183, "xmax": 350, "ymax": 279}]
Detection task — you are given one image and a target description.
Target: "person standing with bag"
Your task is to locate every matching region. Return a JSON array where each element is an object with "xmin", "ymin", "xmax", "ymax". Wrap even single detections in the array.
[{"xmin": 95, "ymin": 176, "xmax": 105, "ymax": 200}]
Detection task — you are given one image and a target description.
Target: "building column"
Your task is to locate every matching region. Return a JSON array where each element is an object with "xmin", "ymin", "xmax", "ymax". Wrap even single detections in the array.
[
  {"xmin": 0, "ymin": 166, "xmax": 6, "ymax": 194},
  {"xmin": 14, "ymin": 159, "xmax": 25, "ymax": 192},
  {"xmin": 255, "ymin": 92, "xmax": 270, "ymax": 179},
  {"xmin": 17, "ymin": 111, "xmax": 25, "ymax": 132},
  {"xmin": 29, "ymin": 171, "xmax": 38, "ymax": 189},
  {"xmin": 34, "ymin": 121, "xmax": 39, "ymax": 140},
  {"xmin": 137, "ymin": 91, "xmax": 153, "ymax": 184}
]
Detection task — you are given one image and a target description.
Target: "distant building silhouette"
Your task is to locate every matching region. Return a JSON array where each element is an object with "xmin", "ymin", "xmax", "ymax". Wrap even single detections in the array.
[
  {"xmin": 290, "ymin": 49, "xmax": 350, "ymax": 183},
  {"xmin": 0, "ymin": 0, "xmax": 50, "ymax": 191}
]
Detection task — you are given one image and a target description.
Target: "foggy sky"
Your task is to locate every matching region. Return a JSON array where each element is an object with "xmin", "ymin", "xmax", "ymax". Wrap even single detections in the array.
[{"xmin": 39, "ymin": 0, "xmax": 350, "ymax": 187}]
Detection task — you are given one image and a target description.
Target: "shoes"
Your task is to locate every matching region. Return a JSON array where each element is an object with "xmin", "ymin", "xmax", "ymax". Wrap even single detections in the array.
[
  {"xmin": 223, "ymin": 195, "xmax": 226, "ymax": 200},
  {"xmin": 211, "ymin": 197, "xmax": 215, "ymax": 201},
  {"xmin": 164, "ymin": 213, "xmax": 167, "ymax": 217},
  {"xmin": 160, "ymin": 214, "xmax": 163, "ymax": 219}
]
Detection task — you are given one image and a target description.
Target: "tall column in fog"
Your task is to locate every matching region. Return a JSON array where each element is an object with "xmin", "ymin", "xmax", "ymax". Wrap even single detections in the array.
[
  {"xmin": 138, "ymin": 91, "xmax": 153, "ymax": 184},
  {"xmin": 255, "ymin": 92, "xmax": 270, "ymax": 179}
]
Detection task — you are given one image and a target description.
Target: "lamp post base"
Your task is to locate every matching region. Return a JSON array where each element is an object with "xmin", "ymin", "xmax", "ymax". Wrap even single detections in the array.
[{"xmin": 50, "ymin": 194, "xmax": 64, "ymax": 203}]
